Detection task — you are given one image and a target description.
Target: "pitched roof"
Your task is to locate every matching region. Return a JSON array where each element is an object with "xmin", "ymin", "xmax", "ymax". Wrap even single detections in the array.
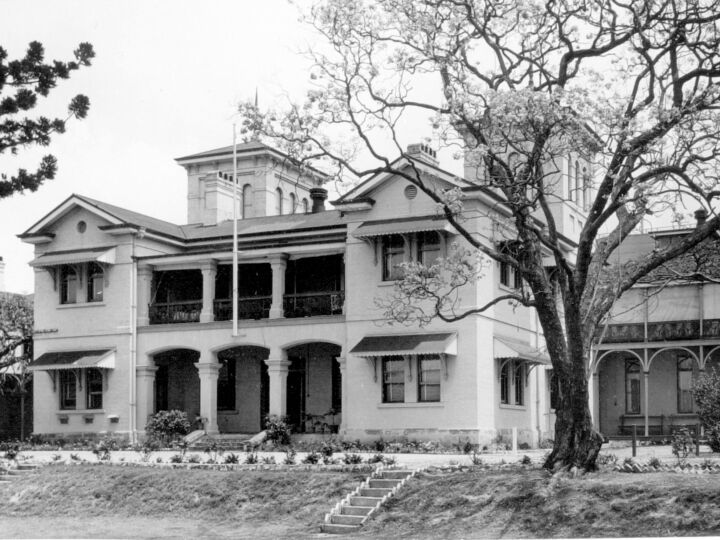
[
  {"xmin": 174, "ymin": 140, "xmax": 270, "ymax": 162},
  {"xmin": 637, "ymin": 236, "xmax": 720, "ymax": 283}
]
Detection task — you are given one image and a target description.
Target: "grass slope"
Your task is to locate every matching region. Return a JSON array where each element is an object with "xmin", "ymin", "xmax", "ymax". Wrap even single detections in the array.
[
  {"xmin": 0, "ymin": 465, "xmax": 366, "ymax": 537},
  {"xmin": 361, "ymin": 468, "xmax": 720, "ymax": 538}
]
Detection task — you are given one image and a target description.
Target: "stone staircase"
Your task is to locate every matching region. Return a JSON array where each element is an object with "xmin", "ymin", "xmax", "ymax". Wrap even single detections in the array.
[
  {"xmin": 320, "ymin": 466, "xmax": 418, "ymax": 534},
  {"xmin": 186, "ymin": 432, "xmax": 256, "ymax": 451},
  {"xmin": 0, "ymin": 462, "xmax": 42, "ymax": 486}
]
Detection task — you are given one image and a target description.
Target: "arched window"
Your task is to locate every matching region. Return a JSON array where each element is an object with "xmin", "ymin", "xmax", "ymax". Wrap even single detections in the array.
[
  {"xmin": 302, "ymin": 198, "xmax": 309, "ymax": 213},
  {"xmin": 625, "ymin": 359, "xmax": 641, "ymax": 414},
  {"xmin": 677, "ymin": 355, "xmax": 694, "ymax": 413},
  {"xmin": 275, "ymin": 188, "xmax": 283, "ymax": 215},
  {"xmin": 242, "ymin": 184, "xmax": 252, "ymax": 219},
  {"xmin": 60, "ymin": 265, "xmax": 78, "ymax": 304},
  {"xmin": 87, "ymin": 262, "xmax": 104, "ymax": 302},
  {"xmin": 575, "ymin": 161, "xmax": 581, "ymax": 205},
  {"xmin": 289, "ymin": 193, "xmax": 297, "ymax": 214}
]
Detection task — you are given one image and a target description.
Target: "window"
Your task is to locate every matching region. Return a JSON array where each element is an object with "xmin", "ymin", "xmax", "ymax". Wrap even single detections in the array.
[
  {"xmin": 217, "ymin": 357, "xmax": 236, "ymax": 411},
  {"xmin": 302, "ymin": 198, "xmax": 309, "ymax": 213},
  {"xmin": 677, "ymin": 355, "xmax": 694, "ymax": 413},
  {"xmin": 275, "ymin": 187, "xmax": 283, "ymax": 215},
  {"xmin": 514, "ymin": 361, "xmax": 524, "ymax": 405},
  {"xmin": 498, "ymin": 242, "xmax": 522, "ymax": 289},
  {"xmin": 382, "ymin": 235, "xmax": 406, "ymax": 281},
  {"xmin": 331, "ymin": 359, "xmax": 342, "ymax": 412},
  {"xmin": 500, "ymin": 362, "xmax": 510, "ymax": 404},
  {"xmin": 60, "ymin": 265, "xmax": 78, "ymax": 304},
  {"xmin": 86, "ymin": 369, "xmax": 103, "ymax": 409},
  {"xmin": 567, "ymin": 158, "xmax": 574, "ymax": 199},
  {"xmin": 382, "ymin": 357, "xmax": 405, "ymax": 403},
  {"xmin": 87, "ymin": 262, "xmax": 104, "ymax": 302},
  {"xmin": 625, "ymin": 359, "xmax": 641, "ymax": 414},
  {"xmin": 289, "ymin": 193, "xmax": 297, "ymax": 214},
  {"xmin": 418, "ymin": 355, "xmax": 441, "ymax": 402},
  {"xmin": 60, "ymin": 370, "xmax": 76, "ymax": 410},
  {"xmin": 582, "ymin": 167, "xmax": 589, "ymax": 210},
  {"xmin": 242, "ymin": 184, "xmax": 252, "ymax": 218},
  {"xmin": 417, "ymin": 231, "xmax": 442, "ymax": 267}
]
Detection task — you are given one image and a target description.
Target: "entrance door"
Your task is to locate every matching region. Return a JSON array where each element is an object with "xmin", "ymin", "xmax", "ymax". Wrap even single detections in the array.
[
  {"xmin": 155, "ymin": 364, "xmax": 168, "ymax": 412},
  {"xmin": 286, "ymin": 358, "xmax": 306, "ymax": 432}
]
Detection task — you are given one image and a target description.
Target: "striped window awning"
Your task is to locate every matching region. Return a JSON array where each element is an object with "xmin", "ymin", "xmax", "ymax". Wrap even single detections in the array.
[
  {"xmin": 29, "ymin": 247, "xmax": 117, "ymax": 268},
  {"xmin": 28, "ymin": 350, "xmax": 116, "ymax": 371},
  {"xmin": 352, "ymin": 216, "xmax": 455, "ymax": 238},
  {"xmin": 350, "ymin": 332, "xmax": 457, "ymax": 357},
  {"xmin": 494, "ymin": 337, "xmax": 550, "ymax": 365}
]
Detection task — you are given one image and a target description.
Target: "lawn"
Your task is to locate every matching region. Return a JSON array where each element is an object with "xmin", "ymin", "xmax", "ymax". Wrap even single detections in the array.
[
  {"xmin": 361, "ymin": 467, "xmax": 720, "ymax": 538},
  {"xmin": 4, "ymin": 463, "xmax": 720, "ymax": 538},
  {"xmin": 0, "ymin": 464, "xmax": 367, "ymax": 539}
]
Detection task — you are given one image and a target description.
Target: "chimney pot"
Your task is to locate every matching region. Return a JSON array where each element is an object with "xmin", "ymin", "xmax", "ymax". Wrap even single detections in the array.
[
  {"xmin": 695, "ymin": 209, "xmax": 708, "ymax": 226},
  {"xmin": 310, "ymin": 187, "xmax": 328, "ymax": 213}
]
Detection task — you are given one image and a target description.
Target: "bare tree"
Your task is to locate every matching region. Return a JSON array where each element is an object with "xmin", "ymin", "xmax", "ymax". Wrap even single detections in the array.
[{"xmin": 239, "ymin": 0, "xmax": 720, "ymax": 471}]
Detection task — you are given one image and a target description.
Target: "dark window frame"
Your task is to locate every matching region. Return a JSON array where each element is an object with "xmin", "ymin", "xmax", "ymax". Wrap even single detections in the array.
[
  {"xmin": 500, "ymin": 362, "xmax": 510, "ymax": 404},
  {"xmin": 625, "ymin": 359, "xmax": 641, "ymax": 414},
  {"xmin": 382, "ymin": 234, "xmax": 406, "ymax": 281},
  {"xmin": 382, "ymin": 357, "xmax": 405, "ymax": 403},
  {"xmin": 60, "ymin": 370, "xmax": 77, "ymax": 410},
  {"xmin": 87, "ymin": 262, "xmax": 104, "ymax": 303},
  {"xmin": 417, "ymin": 355, "xmax": 441, "ymax": 402},
  {"xmin": 677, "ymin": 355, "xmax": 694, "ymax": 414},
  {"xmin": 417, "ymin": 231, "xmax": 442, "ymax": 267},
  {"xmin": 85, "ymin": 368, "xmax": 103, "ymax": 410},
  {"xmin": 217, "ymin": 357, "xmax": 237, "ymax": 411},
  {"xmin": 513, "ymin": 361, "xmax": 524, "ymax": 405},
  {"xmin": 60, "ymin": 265, "xmax": 78, "ymax": 304}
]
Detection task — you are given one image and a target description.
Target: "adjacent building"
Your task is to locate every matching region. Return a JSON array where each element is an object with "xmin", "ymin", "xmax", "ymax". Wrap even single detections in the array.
[{"xmin": 20, "ymin": 140, "xmax": 600, "ymax": 446}]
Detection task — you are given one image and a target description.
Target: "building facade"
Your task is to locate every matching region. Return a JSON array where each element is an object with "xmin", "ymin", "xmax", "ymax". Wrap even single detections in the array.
[{"xmin": 20, "ymin": 140, "xmax": 598, "ymax": 447}]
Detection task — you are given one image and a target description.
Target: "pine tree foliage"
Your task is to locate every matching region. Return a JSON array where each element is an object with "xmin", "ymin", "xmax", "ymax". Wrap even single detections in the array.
[{"xmin": 0, "ymin": 41, "xmax": 95, "ymax": 198}]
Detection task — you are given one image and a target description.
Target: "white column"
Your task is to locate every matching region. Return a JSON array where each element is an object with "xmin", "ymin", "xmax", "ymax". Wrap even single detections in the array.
[
  {"xmin": 336, "ymin": 356, "xmax": 347, "ymax": 433},
  {"xmin": 269, "ymin": 254, "xmax": 287, "ymax": 319},
  {"xmin": 195, "ymin": 358, "xmax": 221, "ymax": 434},
  {"xmin": 136, "ymin": 364, "xmax": 157, "ymax": 432},
  {"xmin": 643, "ymin": 371, "xmax": 649, "ymax": 437},
  {"xmin": 265, "ymin": 350, "xmax": 290, "ymax": 417},
  {"xmin": 200, "ymin": 260, "xmax": 217, "ymax": 323},
  {"xmin": 590, "ymin": 373, "xmax": 600, "ymax": 428},
  {"xmin": 136, "ymin": 265, "xmax": 153, "ymax": 326}
]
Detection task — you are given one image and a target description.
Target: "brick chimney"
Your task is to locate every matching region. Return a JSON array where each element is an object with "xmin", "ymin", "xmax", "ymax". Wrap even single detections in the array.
[
  {"xmin": 406, "ymin": 143, "xmax": 439, "ymax": 167},
  {"xmin": 695, "ymin": 209, "xmax": 708, "ymax": 226},
  {"xmin": 310, "ymin": 187, "xmax": 328, "ymax": 213}
]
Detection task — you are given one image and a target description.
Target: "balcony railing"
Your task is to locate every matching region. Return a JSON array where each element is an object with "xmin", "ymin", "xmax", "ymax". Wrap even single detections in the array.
[
  {"xmin": 213, "ymin": 296, "xmax": 272, "ymax": 321},
  {"xmin": 149, "ymin": 301, "xmax": 202, "ymax": 324},
  {"xmin": 283, "ymin": 291, "xmax": 344, "ymax": 318}
]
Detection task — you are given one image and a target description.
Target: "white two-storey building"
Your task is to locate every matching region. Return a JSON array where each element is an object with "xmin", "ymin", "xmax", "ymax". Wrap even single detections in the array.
[{"xmin": 20, "ymin": 140, "xmax": 596, "ymax": 447}]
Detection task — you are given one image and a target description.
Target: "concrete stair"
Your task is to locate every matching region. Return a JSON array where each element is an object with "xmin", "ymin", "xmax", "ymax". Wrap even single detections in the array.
[
  {"xmin": 187, "ymin": 433, "xmax": 257, "ymax": 451},
  {"xmin": 1, "ymin": 462, "xmax": 41, "ymax": 486},
  {"xmin": 320, "ymin": 466, "xmax": 418, "ymax": 534}
]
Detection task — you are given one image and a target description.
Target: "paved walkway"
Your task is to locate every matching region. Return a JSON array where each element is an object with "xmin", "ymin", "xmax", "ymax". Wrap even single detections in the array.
[{"xmin": 12, "ymin": 442, "xmax": 716, "ymax": 468}]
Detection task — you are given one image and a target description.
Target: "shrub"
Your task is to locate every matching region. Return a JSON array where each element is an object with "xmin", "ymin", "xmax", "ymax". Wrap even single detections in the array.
[
  {"xmin": 367, "ymin": 453, "xmax": 385, "ymax": 464},
  {"xmin": 343, "ymin": 453, "xmax": 363, "ymax": 465},
  {"xmin": 470, "ymin": 451, "xmax": 483, "ymax": 466},
  {"xmin": 672, "ymin": 428, "xmax": 694, "ymax": 465},
  {"xmin": 262, "ymin": 456, "xmax": 277, "ymax": 464},
  {"xmin": 244, "ymin": 452, "xmax": 259, "ymax": 465},
  {"xmin": 383, "ymin": 455, "xmax": 396, "ymax": 465},
  {"xmin": 1, "ymin": 443, "xmax": 20, "ymax": 461},
  {"xmin": 648, "ymin": 456, "xmax": 662, "ymax": 468},
  {"xmin": 51, "ymin": 453, "xmax": 62, "ymax": 462},
  {"xmin": 283, "ymin": 448, "xmax": 297, "ymax": 465},
  {"xmin": 186, "ymin": 454, "xmax": 201, "ymax": 464},
  {"xmin": 264, "ymin": 415, "xmax": 292, "ymax": 446},
  {"xmin": 693, "ymin": 370, "xmax": 720, "ymax": 451},
  {"xmin": 520, "ymin": 455, "xmax": 532, "ymax": 465},
  {"xmin": 320, "ymin": 441, "xmax": 334, "ymax": 458},
  {"xmin": 597, "ymin": 453, "xmax": 617, "ymax": 466},
  {"xmin": 69, "ymin": 453, "xmax": 81, "ymax": 461},
  {"xmin": 155, "ymin": 456, "xmax": 163, "ymax": 464},
  {"xmin": 223, "ymin": 453, "xmax": 239, "ymax": 464},
  {"xmin": 169, "ymin": 454, "xmax": 183, "ymax": 464},
  {"xmin": 145, "ymin": 410, "xmax": 191, "ymax": 445},
  {"xmin": 92, "ymin": 437, "xmax": 118, "ymax": 461},
  {"xmin": 373, "ymin": 439, "xmax": 386, "ymax": 452},
  {"xmin": 302, "ymin": 451, "xmax": 320, "ymax": 464}
]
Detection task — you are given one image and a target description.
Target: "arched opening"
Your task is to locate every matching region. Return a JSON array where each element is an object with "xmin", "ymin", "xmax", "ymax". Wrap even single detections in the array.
[
  {"xmin": 214, "ymin": 345, "xmax": 270, "ymax": 433},
  {"xmin": 152, "ymin": 349, "xmax": 201, "ymax": 425},
  {"xmin": 285, "ymin": 342, "xmax": 342, "ymax": 433},
  {"xmin": 275, "ymin": 187, "xmax": 283, "ymax": 215},
  {"xmin": 242, "ymin": 184, "xmax": 252, "ymax": 219},
  {"xmin": 289, "ymin": 192, "xmax": 297, "ymax": 214},
  {"xmin": 595, "ymin": 350, "xmax": 643, "ymax": 436}
]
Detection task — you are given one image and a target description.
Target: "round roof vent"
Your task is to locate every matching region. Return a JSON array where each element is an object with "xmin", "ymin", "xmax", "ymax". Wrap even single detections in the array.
[{"xmin": 404, "ymin": 185, "xmax": 418, "ymax": 199}]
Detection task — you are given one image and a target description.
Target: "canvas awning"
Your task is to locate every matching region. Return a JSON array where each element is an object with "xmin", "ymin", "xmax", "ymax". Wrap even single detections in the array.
[
  {"xmin": 352, "ymin": 216, "xmax": 455, "ymax": 238},
  {"xmin": 28, "ymin": 349, "xmax": 115, "ymax": 371},
  {"xmin": 494, "ymin": 336, "xmax": 550, "ymax": 365},
  {"xmin": 29, "ymin": 247, "xmax": 117, "ymax": 268},
  {"xmin": 350, "ymin": 332, "xmax": 457, "ymax": 357}
]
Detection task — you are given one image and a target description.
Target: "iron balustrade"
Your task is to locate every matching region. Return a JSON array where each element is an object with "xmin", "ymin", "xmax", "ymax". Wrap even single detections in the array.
[
  {"xmin": 149, "ymin": 300, "xmax": 202, "ymax": 324},
  {"xmin": 283, "ymin": 291, "xmax": 344, "ymax": 318},
  {"xmin": 213, "ymin": 296, "xmax": 272, "ymax": 321}
]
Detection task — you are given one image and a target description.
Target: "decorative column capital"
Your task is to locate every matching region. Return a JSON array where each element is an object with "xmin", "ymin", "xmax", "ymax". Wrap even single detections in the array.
[
  {"xmin": 335, "ymin": 356, "xmax": 347, "ymax": 371},
  {"xmin": 137, "ymin": 264, "xmax": 154, "ymax": 278},
  {"xmin": 264, "ymin": 358, "xmax": 291, "ymax": 373},
  {"xmin": 194, "ymin": 362, "xmax": 221, "ymax": 378},
  {"xmin": 200, "ymin": 259, "xmax": 218, "ymax": 274},
  {"xmin": 136, "ymin": 365, "xmax": 158, "ymax": 378},
  {"xmin": 268, "ymin": 253, "xmax": 288, "ymax": 267}
]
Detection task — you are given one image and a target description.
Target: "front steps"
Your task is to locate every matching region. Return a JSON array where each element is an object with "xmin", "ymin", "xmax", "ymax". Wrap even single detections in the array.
[
  {"xmin": 0, "ymin": 462, "xmax": 42, "ymax": 485},
  {"xmin": 320, "ymin": 466, "xmax": 418, "ymax": 534}
]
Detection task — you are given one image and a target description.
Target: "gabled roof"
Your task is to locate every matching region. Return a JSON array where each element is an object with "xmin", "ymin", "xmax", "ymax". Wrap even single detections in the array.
[
  {"xmin": 19, "ymin": 194, "xmax": 188, "ymax": 241},
  {"xmin": 333, "ymin": 156, "xmax": 473, "ymax": 205}
]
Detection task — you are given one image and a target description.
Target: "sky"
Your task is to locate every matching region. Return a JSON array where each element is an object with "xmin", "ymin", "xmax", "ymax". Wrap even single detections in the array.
[{"xmin": 0, "ymin": 1, "xmax": 337, "ymax": 293}]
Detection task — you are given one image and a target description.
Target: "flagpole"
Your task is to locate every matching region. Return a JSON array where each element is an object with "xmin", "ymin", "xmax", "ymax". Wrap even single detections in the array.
[{"xmin": 232, "ymin": 124, "xmax": 239, "ymax": 337}]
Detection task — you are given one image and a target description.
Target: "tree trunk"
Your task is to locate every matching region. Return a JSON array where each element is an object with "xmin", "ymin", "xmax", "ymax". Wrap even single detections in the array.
[{"xmin": 543, "ymin": 347, "xmax": 604, "ymax": 471}]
